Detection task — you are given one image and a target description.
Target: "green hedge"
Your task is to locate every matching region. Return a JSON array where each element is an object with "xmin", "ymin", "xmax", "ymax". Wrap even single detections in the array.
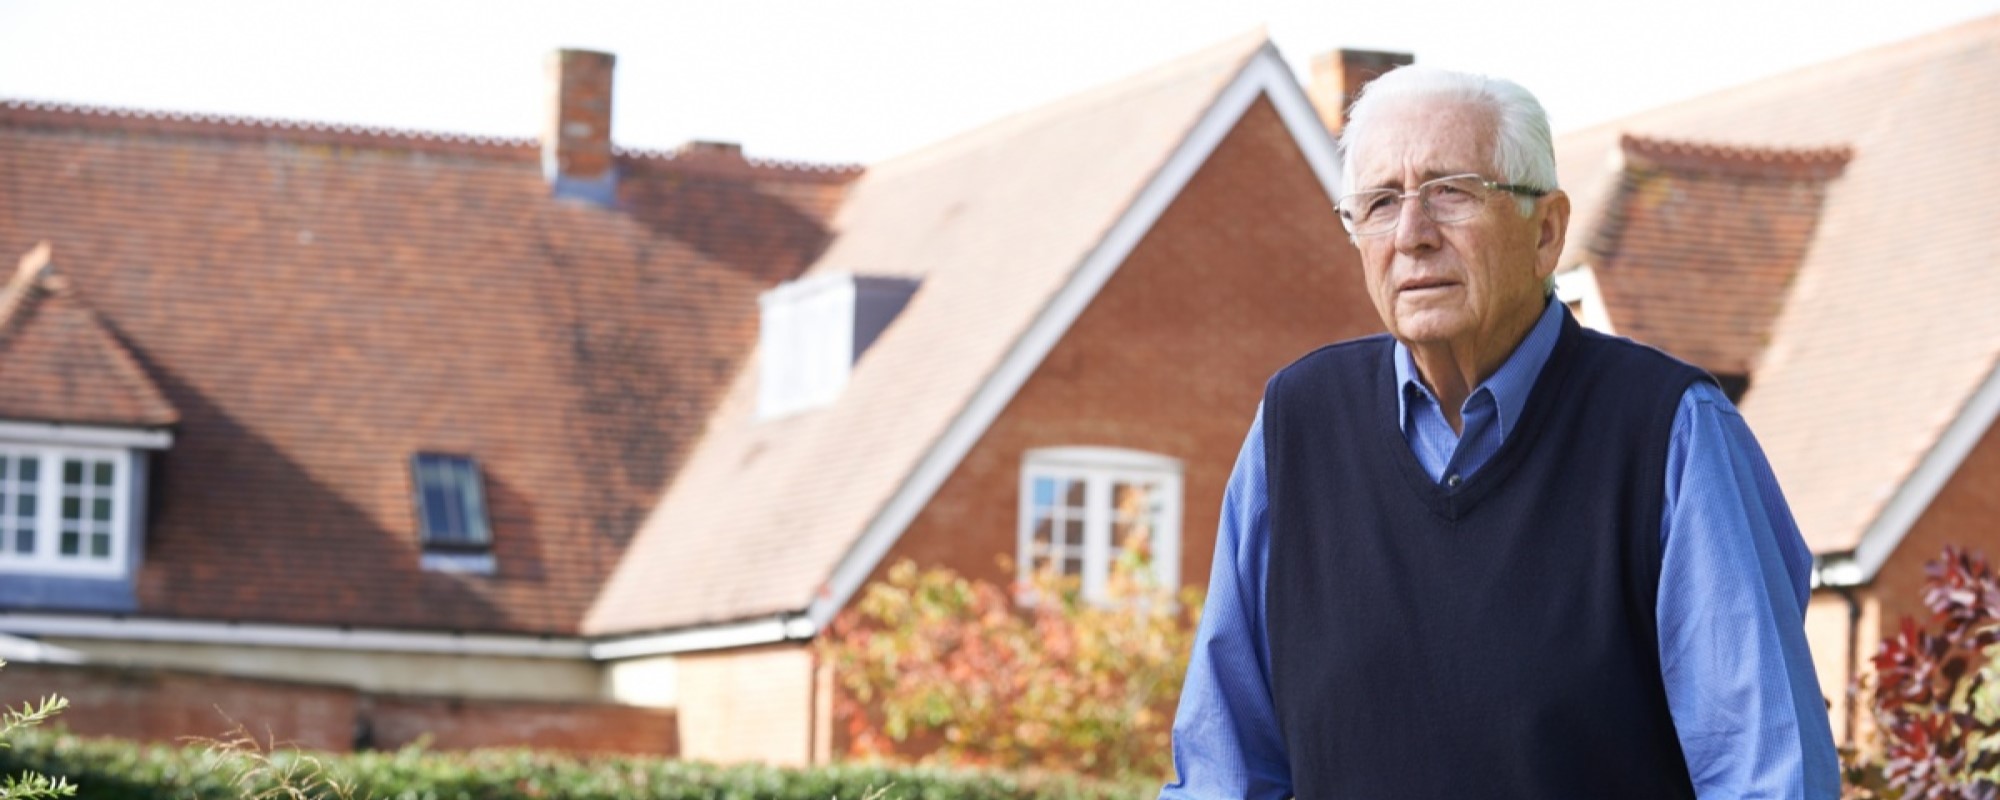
[{"xmin": 0, "ymin": 728, "xmax": 1158, "ymax": 800}]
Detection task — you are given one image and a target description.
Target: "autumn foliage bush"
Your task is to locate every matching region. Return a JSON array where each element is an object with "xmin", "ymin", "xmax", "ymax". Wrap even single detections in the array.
[
  {"xmin": 816, "ymin": 550, "xmax": 1202, "ymax": 783},
  {"xmin": 1853, "ymin": 545, "xmax": 2000, "ymax": 799}
]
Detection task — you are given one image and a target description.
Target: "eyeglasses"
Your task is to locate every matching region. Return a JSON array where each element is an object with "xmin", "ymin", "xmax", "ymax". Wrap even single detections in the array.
[{"xmin": 1337, "ymin": 174, "xmax": 1550, "ymax": 236}]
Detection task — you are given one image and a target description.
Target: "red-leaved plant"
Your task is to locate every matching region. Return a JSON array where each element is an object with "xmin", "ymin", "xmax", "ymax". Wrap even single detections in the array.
[{"xmin": 1865, "ymin": 545, "xmax": 2000, "ymax": 798}]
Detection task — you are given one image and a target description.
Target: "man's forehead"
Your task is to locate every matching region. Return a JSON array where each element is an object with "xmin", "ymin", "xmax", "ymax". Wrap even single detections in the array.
[{"xmin": 1348, "ymin": 97, "xmax": 1497, "ymax": 188}]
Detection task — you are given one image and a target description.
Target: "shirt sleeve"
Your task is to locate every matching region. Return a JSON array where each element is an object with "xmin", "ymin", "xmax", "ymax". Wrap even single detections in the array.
[
  {"xmin": 1657, "ymin": 381, "xmax": 1841, "ymax": 799},
  {"xmin": 1160, "ymin": 404, "xmax": 1293, "ymax": 800}
]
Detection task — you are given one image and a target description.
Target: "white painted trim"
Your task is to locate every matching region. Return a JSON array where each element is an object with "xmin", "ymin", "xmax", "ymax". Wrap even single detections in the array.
[
  {"xmin": 1553, "ymin": 265, "xmax": 1617, "ymax": 334},
  {"xmin": 800, "ymin": 44, "xmax": 1340, "ymax": 633},
  {"xmin": 1850, "ymin": 357, "xmax": 2000, "ymax": 582},
  {"xmin": 0, "ymin": 632, "xmax": 87, "ymax": 664},
  {"xmin": 0, "ymin": 421, "xmax": 172, "ymax": 450},
  {"xmin": 1023, "ymin": 446, "xmax": 1184, "ymax": 473},
  {"xmin": 586, "ymin": 615, "xmax": 811, "ymax": 660},
  {"xmin": 0, "ymin": 613, "xmax": 591, "ymax": 659}
]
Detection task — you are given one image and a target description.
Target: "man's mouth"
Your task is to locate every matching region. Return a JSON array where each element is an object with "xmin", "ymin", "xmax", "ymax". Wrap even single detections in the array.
[{"xmin": 1398, "ymin": 277, "xmax": 1458, "ymax": 294}]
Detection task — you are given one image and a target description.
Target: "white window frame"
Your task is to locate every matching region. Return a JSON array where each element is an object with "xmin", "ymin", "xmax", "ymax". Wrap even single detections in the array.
[
  {"xmin": 0, "ymin": 443, "xmax": 134, "ymax": 580},
  {"xmin": 1017, "ymin": 447, "xmax": 1182, "ymax": 604},
  {"xmin": 757, "ymin": 272, "xmax": 857, "ymax": 419}
]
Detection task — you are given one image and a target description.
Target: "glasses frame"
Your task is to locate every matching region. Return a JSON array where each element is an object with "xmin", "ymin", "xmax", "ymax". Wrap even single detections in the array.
[{"xmin": 1337, "ymin": 173, "xmax": 1551, "ymax": 236}]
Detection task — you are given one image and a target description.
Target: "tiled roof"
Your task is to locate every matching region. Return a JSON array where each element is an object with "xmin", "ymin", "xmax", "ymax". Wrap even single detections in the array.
[
  {"xmin": 0, "ymin": 243, "xmax": 177, "ymax": 428},
  {"xmin": 585, "ymin": 31, "xmax": 1273, "ymax": 635},
  {"xmin": 1579, "ymin": 135, "xmax": 1850, "ymax": 377},
  {"xmin": 1556, "ymin": 12, "xmax": 2000, "ymax": 554},
  {"xmin": 0, "ymin": 99, "xmax": 856, "ymax": 633}
]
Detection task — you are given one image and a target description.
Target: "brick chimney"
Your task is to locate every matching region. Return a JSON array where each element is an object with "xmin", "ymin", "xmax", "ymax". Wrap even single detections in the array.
[
  {"xmin": 1308, "ymin": 48, "xmax": 1415, "ymax": 135},
  {"xmin": 543, "ymin": 49, "xmax": 617, "ymax": 203}
]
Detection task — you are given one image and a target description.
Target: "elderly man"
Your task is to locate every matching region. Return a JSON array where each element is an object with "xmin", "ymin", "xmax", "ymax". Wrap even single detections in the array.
[{"xmin": 1161, "ymin": 66, "xmax": 1838, "ymax": 799}]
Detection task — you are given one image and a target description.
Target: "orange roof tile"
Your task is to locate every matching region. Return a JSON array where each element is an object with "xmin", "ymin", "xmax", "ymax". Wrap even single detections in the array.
[
  {"xmin": 0, "ymin": 243, "xmax": 177, "ymax": 428},
  {"xmin": 0, "ymin": 96, "xmax": 856, "ymax": 633},
  {"xmin": 1557, "ymin": 13, "xmax": 2000, "ymax": 555},
  {"xmin": 585, "ymin": 32, "xmax": 1278, "ymax": 635},
  {"xmin": 1580, "ymin": 135, "xmax": 1850, "ymax": 377}
]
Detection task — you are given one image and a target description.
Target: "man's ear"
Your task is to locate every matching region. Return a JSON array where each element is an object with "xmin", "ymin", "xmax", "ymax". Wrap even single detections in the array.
[{"xmin": 1535, "ymin": 190, "xmax": 1571, "ymax": 281}]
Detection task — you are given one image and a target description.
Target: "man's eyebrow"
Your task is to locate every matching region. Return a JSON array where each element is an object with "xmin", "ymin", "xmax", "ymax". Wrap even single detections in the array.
[{"xmin": 1355, "ymin": 168, "xmax": 1483, "ymax": 191}]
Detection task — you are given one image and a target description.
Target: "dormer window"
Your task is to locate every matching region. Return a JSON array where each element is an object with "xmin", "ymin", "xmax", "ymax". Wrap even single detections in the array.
[
  {"xmin": 0, "ymin": 445, "xmax": 131, "ymax": 579},
  {"xmin": 411, "ymin": 453, "xmax": 493, "ymax": 574},
  {"xmin": 757, "ymin": 272, "xmax": 917, "ymax": 419}
]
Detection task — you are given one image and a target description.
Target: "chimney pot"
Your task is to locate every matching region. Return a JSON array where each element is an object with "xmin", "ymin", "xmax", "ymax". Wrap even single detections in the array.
[
  {"xmin": 1308, "ymin": 48, "xmax": 1414, "ymax": 135},
  {"xmin": 544, "ymin": 49, "xmax": 618, "ymax": 204}
]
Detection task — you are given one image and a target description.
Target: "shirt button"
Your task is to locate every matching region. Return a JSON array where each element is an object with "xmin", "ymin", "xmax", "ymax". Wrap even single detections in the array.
[{"xmin": 1445, "ymin": 473, "xmax": 1463, "ymax": 488}]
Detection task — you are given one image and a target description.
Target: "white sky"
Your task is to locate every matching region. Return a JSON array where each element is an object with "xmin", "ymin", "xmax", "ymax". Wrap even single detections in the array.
[{"xmin": 3, "ymin": 0, "xmax": 1997, "ymax": 165}]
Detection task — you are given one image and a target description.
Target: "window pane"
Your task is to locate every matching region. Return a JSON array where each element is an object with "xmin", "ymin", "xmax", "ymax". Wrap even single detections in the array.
[
  {"xmin": 1063, "ymin": 518, "xmax": 1085, "ymax": 549},
  {"xmin": 1032, "ymin": 511, "xmax": 1054, "ymax": 546},
  {"xmin": 414, "ymin": 454, "xmax": 490, "ymax": 548},
  {"xmin": 62, "ymin": 460, "xmax": 81, "ymax": 485},
  {"xmin": 1063, "ymin": 480, "xmax": 1085, "ymax": 507},
  {"xmin": 1032, "ymin": 477, "xmax": 1055, "ymax": 508},
  {"xmin": 61, "ymin": 497, "xmax": 80, "ymax": 521},
  {"xmin": 93, "ymin": 461, "xmax": 113, "ymax": 487},
  {"xmin": 0, "ymin": 457, "xmax": 9, "ymax": 481},
  {"xmin": 17, "ymin": 494, "xmax": 34, "ymax": 519},
  {"xmin": 60, "ymin": 530, "xmax": 79, "ymax": 556},
  {"xmin": 18, "ymin": 457, "xmax": 35, "ymax": 482},
  {"xmin": 14, "ymin": 525, "xmax": 31, "ymax": 554},
  {"xmin": 90, "ymin": 532, "xmax": 110, "ymax": 558},
  {"xmin": 1063, "ymin": 556, "xmax": 1085, "ymax": 576},
  {"xmin": 92, "ymin": 498, "xmax": 112, "ymax": 523}
]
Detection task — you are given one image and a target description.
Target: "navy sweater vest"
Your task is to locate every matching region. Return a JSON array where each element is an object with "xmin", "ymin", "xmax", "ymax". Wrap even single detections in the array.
[{"xmin": 1262, "ymin": 311, "xmax": 1707, "ymax": 799}]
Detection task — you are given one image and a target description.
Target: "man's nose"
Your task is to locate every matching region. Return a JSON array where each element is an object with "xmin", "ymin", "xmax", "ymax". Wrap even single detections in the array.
[{"xmin": 1393, "ymin": 194, "xmax": 1440, "ymax": 254}]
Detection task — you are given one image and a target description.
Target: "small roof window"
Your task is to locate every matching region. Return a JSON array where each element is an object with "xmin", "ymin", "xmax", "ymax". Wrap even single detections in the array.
[{"xmin": 410, "ymin": 454, "xmax": 492, "ymax": 569}]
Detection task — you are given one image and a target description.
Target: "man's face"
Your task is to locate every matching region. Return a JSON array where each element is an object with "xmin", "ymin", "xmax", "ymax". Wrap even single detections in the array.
[{"xmin": 1346, "ymin": 98, "xmax": 1562, "ymax": 351}]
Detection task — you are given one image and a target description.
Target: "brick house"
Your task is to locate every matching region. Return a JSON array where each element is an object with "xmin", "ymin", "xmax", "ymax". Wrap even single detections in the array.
[
  {"xmin": 1551, "ymin": 13, "xmax": 2000, "ymax": 748},
  {"xmin": 0, "ymin": 34, "xmax": 1392, "ymax": 760}
]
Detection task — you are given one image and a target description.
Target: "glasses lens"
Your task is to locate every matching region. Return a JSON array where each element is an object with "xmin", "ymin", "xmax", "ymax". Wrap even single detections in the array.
[
  {"xmin": 1421, "ymin": 177, "xmax": 1487, "ymax": 224},
  {"xmin": 1339, "ymin": 190, "xmax": 1399, "ymax": 235}
]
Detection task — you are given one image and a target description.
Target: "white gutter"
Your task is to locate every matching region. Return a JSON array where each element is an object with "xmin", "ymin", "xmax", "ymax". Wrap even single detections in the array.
[
  {"xmin": 587, "ymin": 614, "xmax": 817, "ymax": 660},
  {"xmin": 0, "ymin": 613, "xmax": 589, "ymax": 659}
]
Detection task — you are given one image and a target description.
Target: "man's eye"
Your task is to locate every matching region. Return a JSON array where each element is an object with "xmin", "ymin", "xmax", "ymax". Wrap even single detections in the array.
[
  {"xmin": 1363, "ymin": 194, "xmax": 1395, "ymax": 214},
  {"xmin": 1430, "ymin": 183, "xmax": 1471, "ymax": 197}
]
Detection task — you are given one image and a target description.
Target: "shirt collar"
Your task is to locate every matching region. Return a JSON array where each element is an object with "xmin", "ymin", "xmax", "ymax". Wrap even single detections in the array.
[{"xmin": 1394, "ymin": 296, "xmax": 1565, "ymax": 440}]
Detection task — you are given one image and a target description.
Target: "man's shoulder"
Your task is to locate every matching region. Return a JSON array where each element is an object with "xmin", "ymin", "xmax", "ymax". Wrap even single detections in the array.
[
  {"xmin": 1271, "ymin": 333, "xmax": 1396, "ymax": 384},
  {"xmin": 1572, "ymin": 327, "xmax": 1713, "ymax": 389}
]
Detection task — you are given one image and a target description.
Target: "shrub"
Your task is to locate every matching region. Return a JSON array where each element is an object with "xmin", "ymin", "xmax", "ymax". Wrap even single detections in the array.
[
  {"xmin": 1861, "ymin": 545, "xmax": 2000, "ymax": 798},
  {"xmin": 816, "ymin": 549, "xmax": 1201, "ymax": 784},
  {"xmin": 0, "ymin": 659, "xmax": 75, "ymax": 800},
  {"xmin": 0, "ymin": 727, "xmax": 1152, "ymax": 800}
]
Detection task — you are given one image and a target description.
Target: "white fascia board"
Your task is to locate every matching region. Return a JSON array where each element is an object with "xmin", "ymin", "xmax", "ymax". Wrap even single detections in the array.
[
  {"xmin": 800, "ymin": 44, "xmax": 1340, "ymax": 633},
  {"xmin": 586, "ymin": 615, "xmax": 811, "ymax": 660},
  {"xmin": 1852, "ymin": 356, "xmax": 2000, "ymax": 582},
  {"xmin": 0, "ymin": 613, "xmax": 589, "ymax": 659},
  {"xmin": 0, "ymin": 421, "xmax": 173, "ymax": 450}
]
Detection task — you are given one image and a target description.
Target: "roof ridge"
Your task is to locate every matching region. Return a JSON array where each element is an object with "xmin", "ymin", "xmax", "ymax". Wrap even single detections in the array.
[
  {"xmin": 1, "ymin": 97, "xmax": 538, "ymax": 149},
  {"xmin": 3, "ymin": 98, "xmax": 869, "ymax": 176},
  {"xmin": 0, "ymin": 242, "xmax": 54, "ymax": 337},
  {"xmin": 1620, "ymin": 134, "xmax": 1854, "ymax": 180}
]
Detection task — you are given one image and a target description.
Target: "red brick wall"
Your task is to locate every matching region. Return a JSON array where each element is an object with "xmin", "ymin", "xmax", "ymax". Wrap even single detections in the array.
[
  {"xmin": 0, "ymin": 661, "xmax": 359, "ymax": 751},
  {"xmin": 366, "ymin": 694, "xmax": 676, "ymax": 755},
  {"xmin": 884, "ymin": 96, "xmax": 1377, "ymax": 594},
  {"xmin": 1871, "ymin": 414, "xmax": 2000, "ymax": 635},
  {"xmin": 0, "ymin": 661, "xmax": 677, "ymax": 756}
]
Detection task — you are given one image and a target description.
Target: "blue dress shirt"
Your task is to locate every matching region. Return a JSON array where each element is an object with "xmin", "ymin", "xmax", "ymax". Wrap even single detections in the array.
[{"xmin": 1162, "ymin": 300, "xmax": 1840, "ymax": 799}]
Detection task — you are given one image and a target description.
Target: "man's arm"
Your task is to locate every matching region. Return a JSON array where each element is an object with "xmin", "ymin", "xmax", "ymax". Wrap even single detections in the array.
[
  {"xmin": 1657, "ymin": 382, "xmax": 1841, "ymax": 798},
  {"xmin": 1160, "ymin": 405, "xmax": 1292, "ymax": 800}
]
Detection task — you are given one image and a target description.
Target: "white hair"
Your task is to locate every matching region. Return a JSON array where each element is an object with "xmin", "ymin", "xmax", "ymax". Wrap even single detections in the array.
[{"xmin": 1339, "ymin": 65, "xmax": 1559, "ymax": 215}]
